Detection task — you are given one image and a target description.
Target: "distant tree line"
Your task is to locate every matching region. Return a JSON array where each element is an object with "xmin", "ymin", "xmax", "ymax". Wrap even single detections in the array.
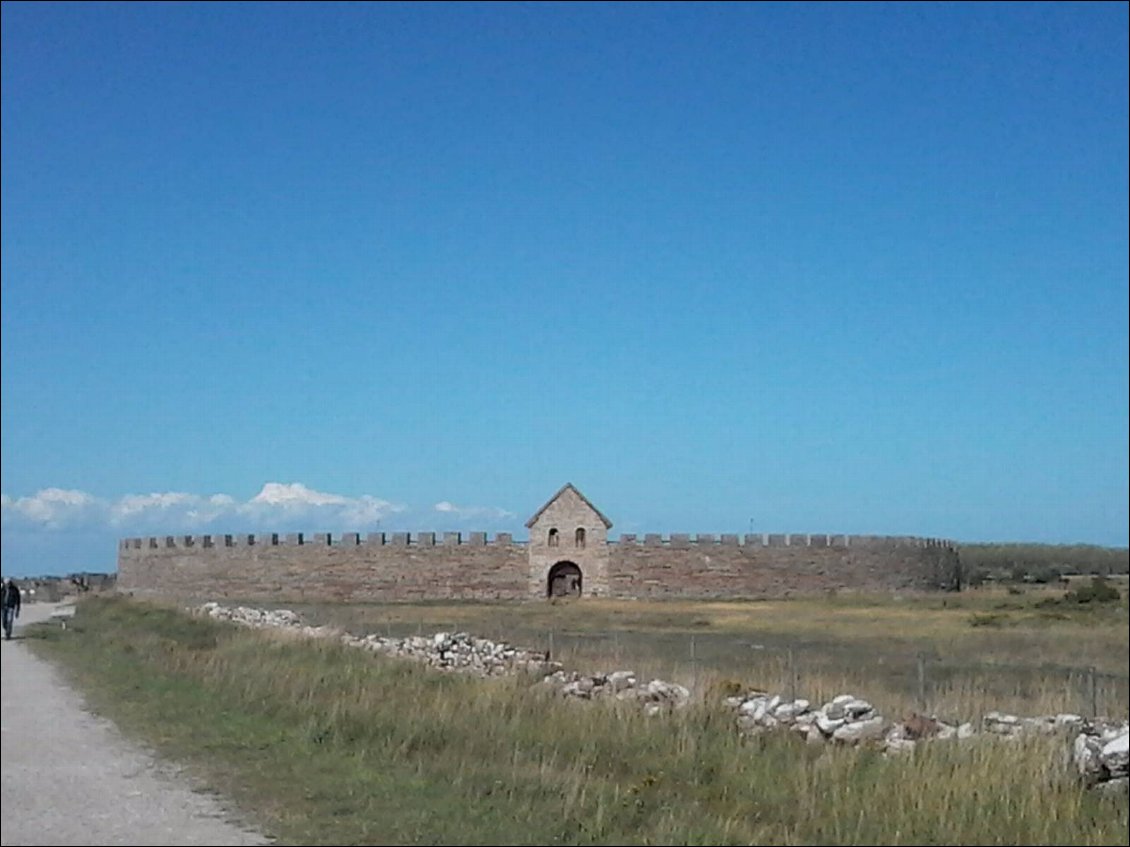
[{"xmin": 958, "ymin": 543, "xmax": 1129, "ymax": 585}]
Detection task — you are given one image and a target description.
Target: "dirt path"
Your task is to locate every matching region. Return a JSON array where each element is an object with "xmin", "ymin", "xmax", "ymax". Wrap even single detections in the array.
[{"xmin": 0, "ymin": 601, "xmax": 271, "ymax": 846}]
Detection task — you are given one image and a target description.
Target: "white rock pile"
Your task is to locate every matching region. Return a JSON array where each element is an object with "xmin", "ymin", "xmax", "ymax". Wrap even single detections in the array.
[
  {"xmin": 196, "ymin": 602, "xmax": 1127, "ymax": 792},
  {"xmin": 199, "ymin": 602, "xmax": 560, "ymax": 676},
  {"xmin": 540, "ymin": 669, "xmax": 691, "ymax": 715},
  {"xmin": 349, "ymin": 630, "xmax": 561, "ymax": 677},
  {"xmin": 200, "ymin": 603, "xmax": 304, "ymax": 628},
  {"xmin": 197, "ymin": 602, "xmax": 689, "ymax": 714},
  {"xmin": 724, "ymin": 687, "xmax": 1128, "ymax": 793},
  {"xmin": 1074, "ymin": 725, "xmax": 1130, "ymax": 794}
]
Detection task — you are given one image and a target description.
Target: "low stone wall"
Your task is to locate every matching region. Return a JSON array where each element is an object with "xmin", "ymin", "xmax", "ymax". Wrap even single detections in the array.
[
  {"xmin": 199, "ymin": 602, "xmax": 692, "ymax": 714},
  {"xmin": 726, "ymin": 690, "xmax": 1128, "ymax": 793},
  {"xmin": 196, "ymin": 602, "xmax": 1127, "ymax": 793}
]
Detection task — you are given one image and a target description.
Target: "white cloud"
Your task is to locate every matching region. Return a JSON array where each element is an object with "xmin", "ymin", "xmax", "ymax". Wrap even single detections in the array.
[
  {"xmin": 107, "ymin": 491, "xmax": 240, "ymax": 530},
  {"xmin": 0, "ymin": 488, "xmax": 102, "ymax": 528},
  {"xmin": 248, "ymin": 482, "xmax": 348, "ymax": 507},
  {"xmin": 1, "ymin": 482, "xmax": 407, "ymax": 533},
  {"xmin": 1, "ymin": 483, "xmax": 522, "ymax": 576},
  {"xmin": 111, "ymin": 492, "xmax": 199, "ymax": 522},
  {"xmin": 186, "ymin": 494, "xmax": 236, "ymax": 524},
  {"xmin": 338, "ymin": 495, "xmax": 403, "ymax": 525},
  {"xmin": 240, "ymin": 483, "xmax": 403, "ymax": 527},
  {"xmin": 432, "ymin": 501, "xmax": 515, "ymax": 521}
]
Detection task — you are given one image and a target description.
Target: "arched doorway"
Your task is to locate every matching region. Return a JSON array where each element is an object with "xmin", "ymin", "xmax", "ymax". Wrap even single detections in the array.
[{"xmin": 547, "ymin": 561, "xmax": 582, "ymax": 598}]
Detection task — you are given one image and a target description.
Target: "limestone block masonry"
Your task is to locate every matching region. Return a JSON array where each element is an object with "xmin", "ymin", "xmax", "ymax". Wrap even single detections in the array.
[
  {"xmin": 117, "ymin": 483, "xmax": 962, "ymax": 603},
  {"xmin": 526, "ymin": 483, "xmax": 613, "ymax": 598}
]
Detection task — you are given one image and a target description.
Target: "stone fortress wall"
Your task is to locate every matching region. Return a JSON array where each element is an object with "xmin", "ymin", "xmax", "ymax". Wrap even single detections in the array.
[{"xmin": 117, "ymin": 484, "xmax": 962, "ymax": 603}]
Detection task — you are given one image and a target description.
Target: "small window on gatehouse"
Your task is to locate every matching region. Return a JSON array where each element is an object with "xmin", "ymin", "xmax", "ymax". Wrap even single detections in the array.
[
  {"xmin": 575, "ymin": 527, "xmax": 586, "ymax": 548},
  {"xmin": 548, "ymin": 528, "xmax": 559, "ymax": 547}
]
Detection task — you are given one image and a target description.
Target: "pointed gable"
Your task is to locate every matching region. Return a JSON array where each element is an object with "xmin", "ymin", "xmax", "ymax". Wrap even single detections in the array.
[{"xmin": 525, "ymin": 483, "xmax": 613, "ymax": 529}]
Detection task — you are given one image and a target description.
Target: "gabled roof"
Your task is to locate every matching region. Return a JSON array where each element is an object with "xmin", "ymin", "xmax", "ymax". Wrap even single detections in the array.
[{"xmin": 525, "ymin": 482, "xmax": 613, "ymax": 529}]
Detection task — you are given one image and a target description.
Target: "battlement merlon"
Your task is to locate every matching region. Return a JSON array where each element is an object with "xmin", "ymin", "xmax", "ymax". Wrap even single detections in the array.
[
  {"xmin": 607, "ymin": 534, "xmax": 957, "ymax": 549},
  {"xmin": 120, "ymin": 531, "xmax": 527, "ymax": 548},
  {"xmin": 120, "ymin": 531, "xmax": 956, "ymax": 551}
]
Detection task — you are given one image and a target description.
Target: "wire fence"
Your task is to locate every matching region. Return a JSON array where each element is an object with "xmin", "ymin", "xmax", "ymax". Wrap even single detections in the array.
[{"xmin": 379, "ymin": 619, "xmax": 1129, "ymax": 722}]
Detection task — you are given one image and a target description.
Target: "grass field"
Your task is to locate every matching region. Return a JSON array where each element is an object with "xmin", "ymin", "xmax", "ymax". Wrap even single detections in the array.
[
  {"xmin": 275, "ymin": 582, "xmax": 1130, "ymax": 721},
  {"xmin": 27, "ymin": 585, "xmax": 1128, "ymax": 845}
]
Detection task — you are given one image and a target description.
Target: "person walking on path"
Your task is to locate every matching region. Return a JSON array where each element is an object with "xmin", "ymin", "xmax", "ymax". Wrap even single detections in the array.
[{"xmin": 2, "ymin": 578, "xmax": 21, "ymax": 640}]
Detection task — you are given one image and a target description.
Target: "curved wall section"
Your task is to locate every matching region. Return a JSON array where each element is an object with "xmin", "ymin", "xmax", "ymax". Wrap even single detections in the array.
[
  {"xmin": 117, "ymin": 529, "xmax": 961, "ymax": 603},
  {"xmin": 608, "ymin": 534, "xmax": 960, "ymax": 598}
]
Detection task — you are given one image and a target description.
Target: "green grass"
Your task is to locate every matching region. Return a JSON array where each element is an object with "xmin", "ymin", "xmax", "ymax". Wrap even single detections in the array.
[{"xmin": 27, "ymin": 594, "xmax": 1129, "ymax": 846}]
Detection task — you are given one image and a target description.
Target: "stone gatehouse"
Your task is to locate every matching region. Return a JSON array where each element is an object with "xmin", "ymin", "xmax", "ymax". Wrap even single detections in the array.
[{"xmin": 117, "ymin": 483, "xmax": 961, "ymax": 603}]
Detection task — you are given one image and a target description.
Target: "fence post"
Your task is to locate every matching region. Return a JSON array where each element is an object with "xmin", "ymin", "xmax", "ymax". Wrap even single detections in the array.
[
  {"xmin": 548, "ymin": 629, "xmax": 555, "ymax": 661},
  {"xmin": 1089, "ymin": 666, "xmax": 1098, "ymax": 718},
  {"xmin": 917, "ymin": 652, "xmax": 927, "ymax": 714},
  {"xmin": 690, "ymin": 634, "xmax": 698, "ymax": 693},
  {"xmin": 788, "ymin": 648, "xmax": 797, "ymax": 703}
]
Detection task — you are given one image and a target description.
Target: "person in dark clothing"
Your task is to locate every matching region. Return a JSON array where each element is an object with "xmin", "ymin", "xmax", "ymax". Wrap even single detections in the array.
[{"xmin": 2, "ymin": 579, "xmax": 21, "ymax": 640}]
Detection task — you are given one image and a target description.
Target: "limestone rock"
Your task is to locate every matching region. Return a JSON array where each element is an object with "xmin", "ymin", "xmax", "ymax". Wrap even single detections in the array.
[
  {"xmin": 833, "ymin": 716, "xmax": 886, "ymax": 744},
  {"xmin": 608, "ymin": 670, "xmax": 637, "ymax": 692},
  {"xmin": 825, "ymin": 694, "xmax": 856, "ymax": 720},
  {"xmin": 815, "ymin": 713, "xmax": 845, "ymax": 736},
  {"xmin": 1101, "ymin": 732, "xmax": 1129, "ymax": 778},
  {"xmin": 773, "ymin": 699, "xmax": 810, "ymax": 721},
  {"xmin": 739, "ymin": 697, "xmax": 769, "ymax": 721}
]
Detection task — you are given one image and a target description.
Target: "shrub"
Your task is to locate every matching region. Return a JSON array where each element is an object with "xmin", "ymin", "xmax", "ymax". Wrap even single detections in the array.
[
  {"xmin": 708, "ymin": 678, "xmax": 747, "ymax": 698},
  {"xmin": 1064, "ymin": 576, "xmax": 1121, "ymax": 605}
]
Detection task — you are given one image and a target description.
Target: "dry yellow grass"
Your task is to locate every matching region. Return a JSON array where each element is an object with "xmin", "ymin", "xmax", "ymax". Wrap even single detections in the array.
[
  {"xmin": 281, "ymin": 584, "xmax": 1129, "ymax": 721},
  {"xmin": 30, "ymin": 595, "xmax": 1130, "ymax": 846}
]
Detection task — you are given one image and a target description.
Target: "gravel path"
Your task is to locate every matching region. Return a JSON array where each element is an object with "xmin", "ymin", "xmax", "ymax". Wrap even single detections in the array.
[{"xmin": 0, "ymin": 601, "xmax": 271, "ymax": 846}]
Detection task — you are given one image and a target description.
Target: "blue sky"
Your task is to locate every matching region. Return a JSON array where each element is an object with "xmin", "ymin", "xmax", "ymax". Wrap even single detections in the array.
[{"xmin": 2, "ymin": 2, "xmax": 1127, "ymax": 577}]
